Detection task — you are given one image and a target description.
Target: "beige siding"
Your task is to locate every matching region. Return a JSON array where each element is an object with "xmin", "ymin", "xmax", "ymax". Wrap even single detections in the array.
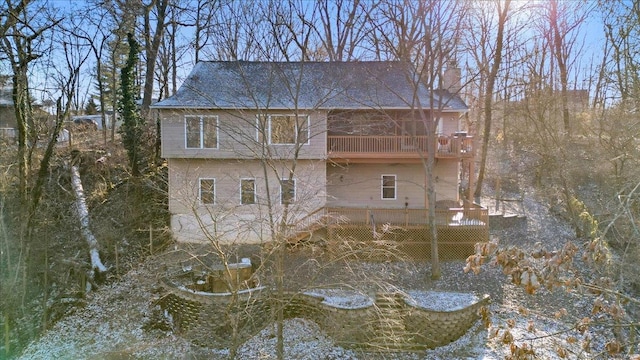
[
  {"xmin": 326, "ymin": 160, "xmax": 459, "ymax": 208},
  {"xmin": 160, "ymin": 109, "xmax": 326, "ymax": 160},
  {"xmin": 162, "ymin": 107, "xmax": 467, "ymax": 243},
  {"xmin": 168, "ymin": 158, "xmax": 326, "ymax": 243},
  {"xmin": 440, "ymin": 114, "xmax": 461, "ymax": 135}
]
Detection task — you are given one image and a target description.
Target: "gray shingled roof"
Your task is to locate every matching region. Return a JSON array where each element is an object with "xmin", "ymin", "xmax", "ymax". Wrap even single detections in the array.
[{"xmin": 152, "ymin": 61, "xmax": 467, "ymax": 111}]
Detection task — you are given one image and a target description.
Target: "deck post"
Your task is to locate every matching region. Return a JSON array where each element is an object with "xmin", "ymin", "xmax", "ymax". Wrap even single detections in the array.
[{"xmin": 467, "ymin": 159, "xmax": 475, "ymax": 205}]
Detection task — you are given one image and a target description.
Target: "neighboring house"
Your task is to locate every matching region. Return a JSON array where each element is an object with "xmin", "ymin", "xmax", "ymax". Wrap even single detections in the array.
[
  {"xmin": 70, "ymin": 114, "xmax": 113, "ymax": 131},
  {"xmin": 0, "ymin": 87, "xmax": 17, "ymax": 139},
  {"xmin": 152, "ymin": 61, "xmax": 487, "ymax": 251}
]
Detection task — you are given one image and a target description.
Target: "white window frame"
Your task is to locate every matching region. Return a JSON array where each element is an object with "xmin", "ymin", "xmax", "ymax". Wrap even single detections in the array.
[
  {"xmin": 199, "ymin": 178, "xmax": 216, "ymax": 205},
  {"xmin": 240, "ymin": 178, "xmax": 256, "ymax": 205},
  {"xmin": 185, "ymin": 115, "xmax": 218, "ymax": 149},
  {"xmin": 381, "ymin": 174, "xmax": 397, "ymax": 200},
  {"xmin": 256, "ymin": 114, "xmax": 310, "ymax": 145},
  {"xmin": 280, "ymin": 178, "xmax": 296, "ymax": 205}
]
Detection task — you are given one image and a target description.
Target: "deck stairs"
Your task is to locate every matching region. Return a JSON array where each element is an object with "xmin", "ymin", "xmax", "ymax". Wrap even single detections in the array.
[
  {"xmin": 371, "ymin": 291, "xmax": 413, "ymax": 351},
  {"xmin": 285, "ymin": 207, "xmax": 331, "ymax": 245},
  {"xmin": 286, "ymin": 221, "xmax": 326, "ymax": 244}
]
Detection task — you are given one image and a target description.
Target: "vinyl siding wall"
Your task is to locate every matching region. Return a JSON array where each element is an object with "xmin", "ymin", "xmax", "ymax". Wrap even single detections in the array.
[
  {"xmin": 439, "ymin": 114, "xmax": 459, "ymax": 135},
  {"xmin": 168, "ymin": 158, "xmax": 326, "ymax": 243},
  {"xmin": 326, "ymin": 160, "xmax": 460, "ymax": 208},
  {"xmin": 160, "ymin": 109, "xmax": 327, "ymax": 160}
]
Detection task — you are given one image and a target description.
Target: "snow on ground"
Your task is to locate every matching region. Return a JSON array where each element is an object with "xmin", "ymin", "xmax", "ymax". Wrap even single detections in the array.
[
  {"xmin": 304, "ymin": 289, "xmax": 374, "ymax": 309},
  {"xmin": 17, "ymin": 191, "xmax": 622, "ymax": 359},
  {"xmin": 405, "ymin": 290, "xmax": 480, "ymax": 312},
  {"xmin": 236, "ymin": 318, "xmax": 358, "ymax": 360}
]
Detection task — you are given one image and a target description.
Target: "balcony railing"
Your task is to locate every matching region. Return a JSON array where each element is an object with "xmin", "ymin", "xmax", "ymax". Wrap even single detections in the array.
[
  {"xmin": 324, "ymin": 206, "xmax": 488, "ymax": 228},
  {"xmin": 327, "ymin": 135, "xmax": 474, "ymax": 159}
]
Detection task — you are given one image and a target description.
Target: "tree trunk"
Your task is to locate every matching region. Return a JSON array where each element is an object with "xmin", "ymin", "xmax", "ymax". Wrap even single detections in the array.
[
  {"xmin": 70, "ymin": 164, "xmax": 107, "ymax": 286},
  {"xmin": 474, "ymin": 0, "xmax": 510, "ymax": 202},
  {"xmin": 141, "ymin": 0, "xmax": 168, "ymax": 118}
]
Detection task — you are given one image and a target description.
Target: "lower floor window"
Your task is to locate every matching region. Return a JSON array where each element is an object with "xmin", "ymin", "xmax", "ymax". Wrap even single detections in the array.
[
  {"xmin": 241, "ymin": 179, "xmax": 256, "ymax": 204},
  {"xmin": 280, "ymin": 178, "xmax": 296, "ymax": 204},
  {"xmin": 381, "ymin": 175, "xmax": 396, "ymax": 200},
  {"xmin": 199, "ymin": 178, "xmax": 215, "ymax": 204}
]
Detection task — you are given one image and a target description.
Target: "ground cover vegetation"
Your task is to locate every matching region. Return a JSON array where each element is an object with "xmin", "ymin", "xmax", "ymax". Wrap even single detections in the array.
[{"xmin": 1, "ymin": 0, "xmax": 639, "ymax": 358}]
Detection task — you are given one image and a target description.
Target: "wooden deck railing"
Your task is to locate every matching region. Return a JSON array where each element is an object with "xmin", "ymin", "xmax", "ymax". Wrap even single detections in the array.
[
  {"xmin": 288, "ymin": 206, "xmax": 488, "ymax": 231},
  {"xmin": 327, "ymin": 135, "xmax": 474, "ymax": 158},
  {"xmin": 287, "ymin": 206, "xmax": 489, "ymax": 247},
  {"xmin": 0, "ymin": 128, "xmax": 16, "ymax": 139},
  {"xmin": 324, "ymin": 206, "xmax": 488, "ymax": 228}
]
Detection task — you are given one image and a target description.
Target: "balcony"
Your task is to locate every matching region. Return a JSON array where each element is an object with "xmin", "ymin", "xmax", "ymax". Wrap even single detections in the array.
[{"xmin": 327, "ymin": 135, "xmax": 474, "ymax": 162}]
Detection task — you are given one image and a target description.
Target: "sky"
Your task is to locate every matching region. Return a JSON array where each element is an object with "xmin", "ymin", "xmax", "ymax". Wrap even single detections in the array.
[{"xmin": 2, "ymin": 0, "xmax": 614, "ymax": 110}]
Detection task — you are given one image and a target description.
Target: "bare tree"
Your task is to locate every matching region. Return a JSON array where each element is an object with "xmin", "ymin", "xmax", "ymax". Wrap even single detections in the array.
[
  {"xmin": 370, "ymin": 0, "xmax": 469, "ymax": 279},
  {"xmin": 205, "ymin": 1, "xmax": 267, "ymax": 61},
  {"xmin": 140, "ymin": 0, "xmax": 168, "ymax": 118},
  {"xmin": 0, "ymin": 0, "xmax": 59, "ymax": 202},
  {"xmin": 92, "ymin": 0, "xmax": 141, "ymax": 142},
  {"xmin": 68, "ymin": 7, "xmax": 111, "ymax": 144},
  {"xmin": 601, "ymin": 0, "xmax": 640, "ymax": 107},
  {"xmin": 538, "ymin": 0, "xmax": 591, "ymax": 138},
  {"xmin": 466, "ymin": 0, "xmax": 512, "ymax": 202},
  {"xmin": 314, "ymin": 0, "xmax": 375, "ymax": 61}
]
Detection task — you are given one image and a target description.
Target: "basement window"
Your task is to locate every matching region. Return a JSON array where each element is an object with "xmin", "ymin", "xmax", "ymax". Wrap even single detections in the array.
[
  {"xmin": 240, "ymin": 178, "xmax": 256, "ymax": 205},
  {"xmin": 199, "ymin": 178, "xmax": 215, "ymax": 205},
  {"xmin": 381, "ymin": 175, "xmax": 396, "ymax": 200}
]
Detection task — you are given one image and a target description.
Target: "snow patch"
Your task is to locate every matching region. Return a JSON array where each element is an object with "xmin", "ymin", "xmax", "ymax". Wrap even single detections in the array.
[
  {"xmin": 304, "ymin": 289, "xmax": 374, "ymax": 309},
  {"xmin": 404, "ymin": 290, "xmax": 480, "ymax": 311}
]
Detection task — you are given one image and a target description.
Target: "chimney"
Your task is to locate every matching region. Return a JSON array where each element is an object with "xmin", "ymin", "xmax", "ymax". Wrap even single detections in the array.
[{"xmin": 443, "ymin": 60, "xmax": 461, "ymax": 94}]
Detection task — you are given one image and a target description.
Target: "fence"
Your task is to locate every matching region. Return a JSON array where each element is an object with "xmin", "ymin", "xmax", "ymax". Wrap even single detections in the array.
[
  {"xmin": 289, "ymin": 206, "xmax": 489, "ymax": 260},
  {"xmin": 327, "ymin": 135, "xmax": 475, "ymax": 158}
]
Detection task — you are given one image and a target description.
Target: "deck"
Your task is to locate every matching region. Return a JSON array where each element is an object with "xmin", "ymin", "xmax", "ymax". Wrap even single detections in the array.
[
  {"xmin": 288, "ymin": 205, "xmax": 489, "ymax": 259},
  {"xmin": 327, "ymin": 135, "xmax": 474, "ymax": 162}
]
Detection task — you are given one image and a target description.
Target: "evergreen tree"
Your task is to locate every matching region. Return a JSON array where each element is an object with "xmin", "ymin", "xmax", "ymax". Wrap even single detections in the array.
[
  {"xmin": 119, "ymin": 33, "xmax": 144, "ymax": 176},
  {"xmin": 84, "ymin": 98, "xmax": 98, "ymax": 115}
]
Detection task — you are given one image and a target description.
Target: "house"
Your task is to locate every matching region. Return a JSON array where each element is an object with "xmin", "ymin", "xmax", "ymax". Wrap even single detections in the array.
[
  {"xmin": 70, "ymin": 114, "xmax": 116, "ymax": 131},
  {"xmin": 152, "ymin": 61, "xmax": 487, "ymax": 254},
  {"xmin": 0, "ymin": 87, "xmax": 17, "ymax": 139}
]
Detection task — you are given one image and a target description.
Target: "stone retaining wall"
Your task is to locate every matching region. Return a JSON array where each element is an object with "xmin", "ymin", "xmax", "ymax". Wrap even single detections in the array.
[
  {"xmin": 159, "ymin": 280, "xmax": 490, "ymax": 351},
  {"xmin": 403, "ymin": 297, "xmax": 489, "ymax": 348},
  {"xmin": 160, "ymin": 279, "xmax": 270, "ymax": 347}
]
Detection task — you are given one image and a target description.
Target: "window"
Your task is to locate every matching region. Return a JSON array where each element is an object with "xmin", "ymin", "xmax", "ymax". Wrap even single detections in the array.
[
  {"xmin": 186, "ymin": 115, "xmax": 218, "ymax": 149},
  {"xmin": 257, "ymin": 114, "xmax": 309, "ymax": 145},
  {"xmin": 280, "ymin": 178, "xmax": 296, "ymax": 204},
  {"xmin": 240, "ymin": 179, "xmax": 256, "ymax": 205},
  {"xmin": 381, "ymin": 175, "xmax": 396, "ymax": 200},
  {"xmin": 199, "ymin": 178, "xmax": 215, "ymax": 204}
]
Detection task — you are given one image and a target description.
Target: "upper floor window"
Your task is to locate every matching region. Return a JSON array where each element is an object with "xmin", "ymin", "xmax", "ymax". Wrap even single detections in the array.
[
  {"xmin": 240, "ymin": 178, "xmax": 256, "ymax": 205},
  {"xmin": 257, "ymin": 114, "xmax": 309, "ymax": 145},
  {"xmin": 280, "ymin": 178, "xmax": 296, "ymax": 204},
  {"xmin": 381, "ymin": 175, "xmax": 396, "ymax": 200},
  {"xmin": 199, "ymin": 178, "xmax": 215, "ymax": 205},
  {"xmin": 186, "ymin": 115, "xmax": 218, "ymax": 149}
]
